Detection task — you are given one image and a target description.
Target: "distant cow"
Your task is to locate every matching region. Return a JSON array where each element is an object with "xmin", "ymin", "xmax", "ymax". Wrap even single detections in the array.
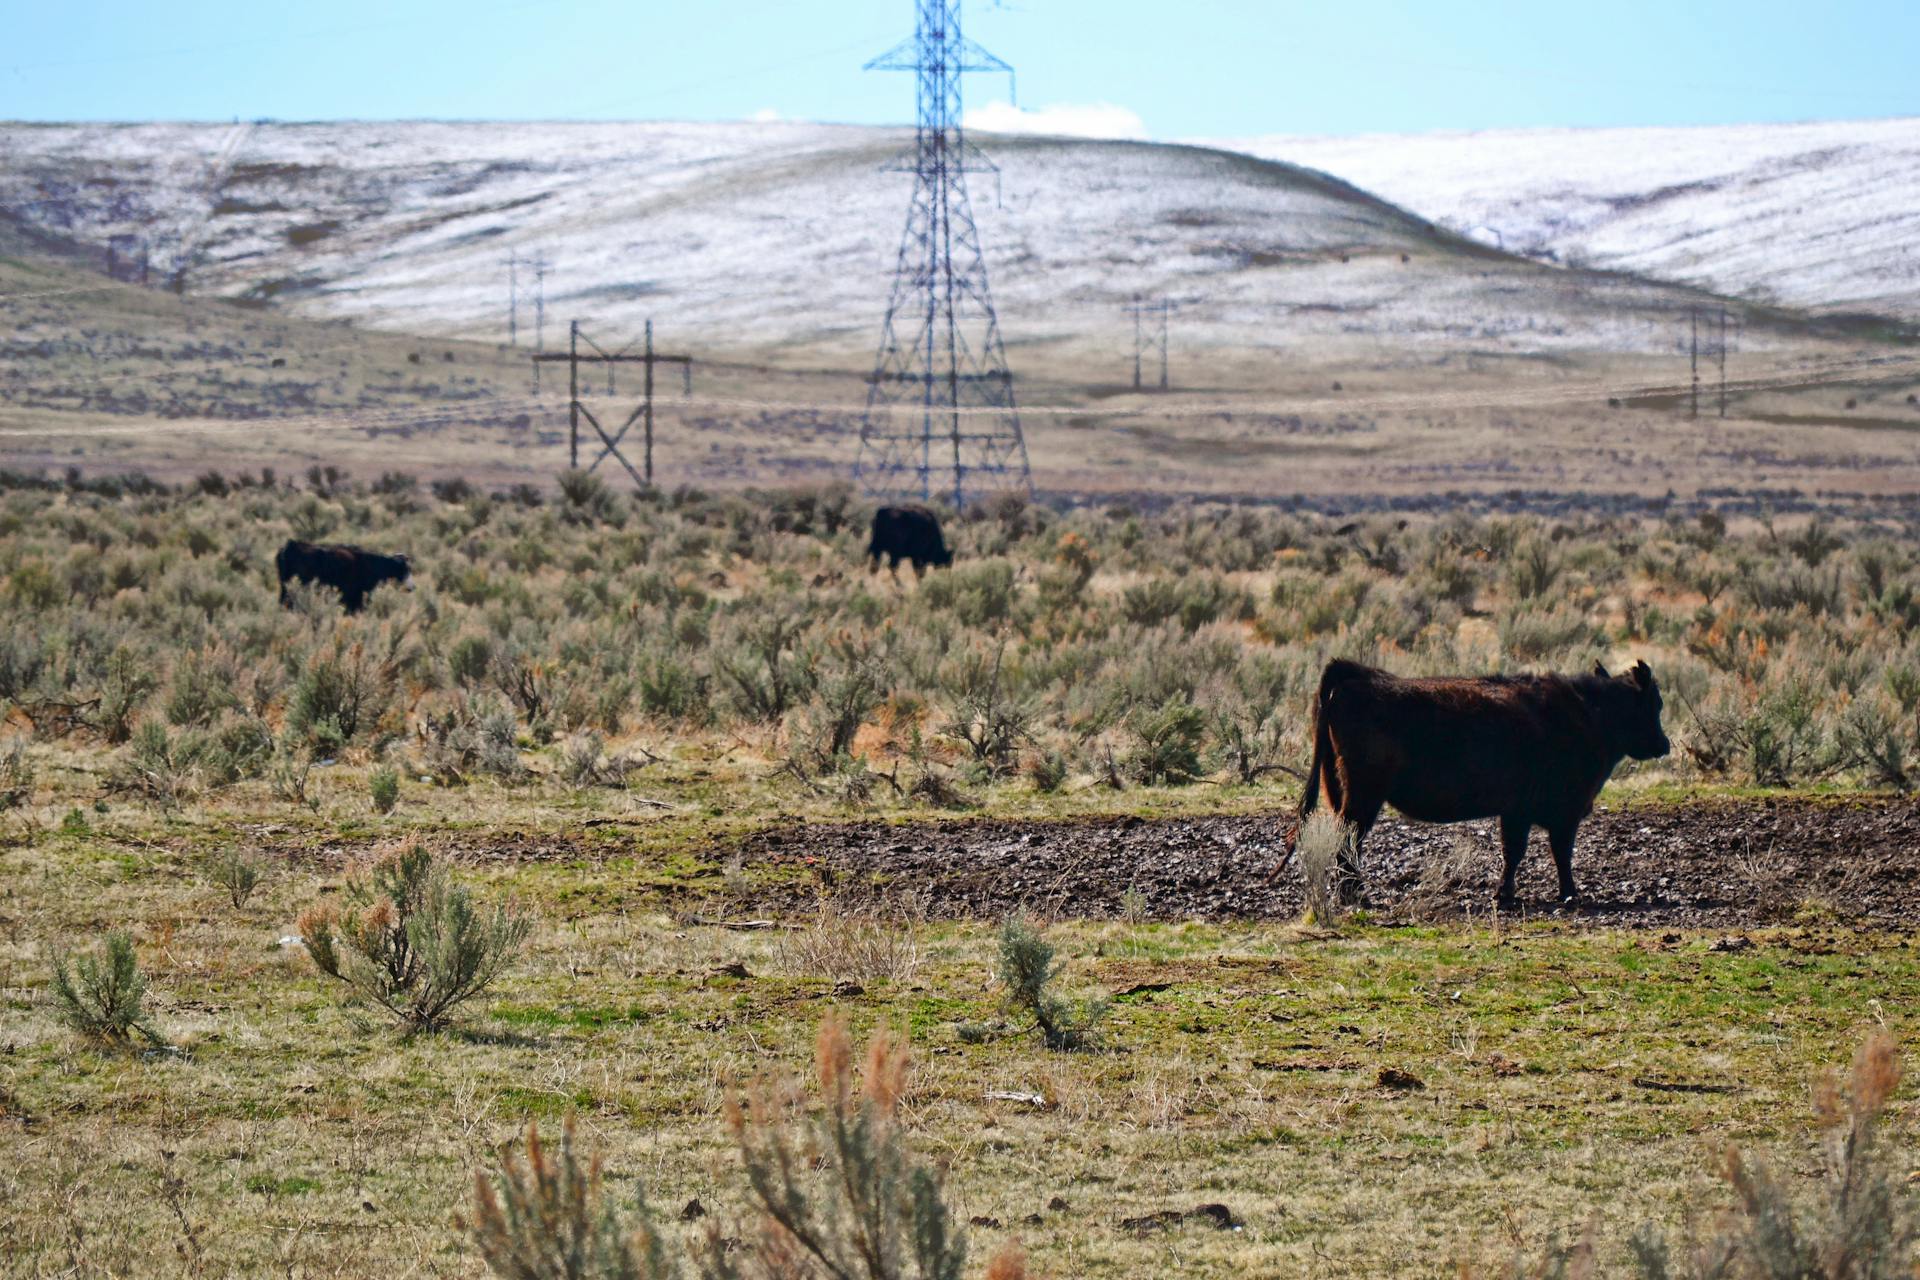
[
  {"xmin": 866, "ymin": 506, "xmax": 952, "ymax": 578},
  {"xmin": 1296, "ymin": 658, "xmax": 1670, "ymax": 905},
  {"xmin": 275, "ymin": 539, "xmax": 413, "ymax": 614}
]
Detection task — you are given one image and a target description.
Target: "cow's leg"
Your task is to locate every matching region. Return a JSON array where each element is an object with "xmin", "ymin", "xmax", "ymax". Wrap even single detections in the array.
[
  {"xmin": 1337, "ymin": 788, "xmax": 1385, "ymax": 907},
  {"xmin": 1495, "ymin": 813, "xmax": 1529, "ymax": 905},
  {"xmin": 888, "ymin": 553, "xmax": 902, "ymax": 580},
  {"xmin": 1546, "ymin": 822, "xmax": 1581, "ymax": 905}
]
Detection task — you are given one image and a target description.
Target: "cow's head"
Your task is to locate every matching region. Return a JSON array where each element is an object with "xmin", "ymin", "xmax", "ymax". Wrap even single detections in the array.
[
  {"xmin": 394, "ymin": 553, "xmax": 416, "ymax": 591},
  {"xmin": 931, "ymin": 543, "xmax": 954, "ymax": 568},
  {"xmin": 1591, "ymin": 659, "xmax": 1670, "ymax": 760}
]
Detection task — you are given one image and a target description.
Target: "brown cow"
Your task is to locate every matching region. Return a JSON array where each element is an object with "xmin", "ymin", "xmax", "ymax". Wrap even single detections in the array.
[{"xmin": 1297, "ymin": 658, "xmax": 1670, "ymax": 905}]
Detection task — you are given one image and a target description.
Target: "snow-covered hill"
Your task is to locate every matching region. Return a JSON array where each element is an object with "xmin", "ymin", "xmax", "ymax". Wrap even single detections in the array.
[
  {"xmin": 1207, "ymin": 117, "xmax": 1920, "ymax": 320},
  {"xmin": 0, "ymin": 121, "xmax": 1759, "ymax": 363}
]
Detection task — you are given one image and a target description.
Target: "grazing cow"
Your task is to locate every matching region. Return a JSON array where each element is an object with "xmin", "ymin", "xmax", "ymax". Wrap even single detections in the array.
[
  {"xmin": 866, "ymin": 505, "xmax": 952, "ymax": 578},
  {"xmin": 1296, "ymin": 658, "xmax": 1670, "ymax": 905},
  {"xmin": 275, "ymin": 539, "xmax": 413, "ymax": 614}
]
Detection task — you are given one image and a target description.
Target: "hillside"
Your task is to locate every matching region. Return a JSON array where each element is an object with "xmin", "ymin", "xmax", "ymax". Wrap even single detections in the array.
[
  {"xmin": 4, "ymin": 121, "xmax": 1920, "ymax": 501},
  {"xmin": 0, "ymin": 119, "xmax": 1801, "ymax": 365},
  {"xmin": 1209, "ymin": 116, "xmax": 1920, "ymax": 321}
]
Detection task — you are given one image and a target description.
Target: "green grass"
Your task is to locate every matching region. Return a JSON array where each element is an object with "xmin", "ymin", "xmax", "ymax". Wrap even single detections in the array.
[{"xmin": 3, "ymin": 814, "xmax": 1915, "ymax": 1277}]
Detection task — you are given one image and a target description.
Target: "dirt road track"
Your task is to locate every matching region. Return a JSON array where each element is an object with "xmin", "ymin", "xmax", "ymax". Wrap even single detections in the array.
[{"xmin": 717, "ymin": 797, "xmax": 1920, "ymax": 928}]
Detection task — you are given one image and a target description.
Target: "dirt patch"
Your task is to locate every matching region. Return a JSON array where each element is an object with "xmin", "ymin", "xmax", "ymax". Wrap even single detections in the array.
[
  {"xmin": 705, "ymin": 796, "xmax": 1920, "ymax": 929},
  {"xmin": 235, "ymin": 796, "xmax": 1920, "ymax": 929}
]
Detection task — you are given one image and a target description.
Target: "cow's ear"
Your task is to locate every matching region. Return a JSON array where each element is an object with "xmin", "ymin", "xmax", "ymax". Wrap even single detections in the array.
[
  {"xmin": 1627, "ymin": 660, "xmax": 1651, "ymax": 688},
  {"xmin": 1592, "ymin": 661, "xmax": 1609, "ymax": 678}
]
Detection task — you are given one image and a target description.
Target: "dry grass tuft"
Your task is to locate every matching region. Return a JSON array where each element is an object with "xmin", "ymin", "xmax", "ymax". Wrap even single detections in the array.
[
  {"xmin": 777, "ymin": 890, "xmax": 926, "ymax": 987},
  {"xmin": 1296, "ymin": 811, "xmax": 1353, "ymax": 927}
]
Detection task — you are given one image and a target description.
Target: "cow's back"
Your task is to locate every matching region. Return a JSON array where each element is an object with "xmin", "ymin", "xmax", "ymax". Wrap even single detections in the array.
[
  {"xmin": 1324, "ymin": 670, "xmax": 1600, "ymax": 824},
  {"xmin": 869, "ymin": 505, "xmax": 945, "ymax": 562}
]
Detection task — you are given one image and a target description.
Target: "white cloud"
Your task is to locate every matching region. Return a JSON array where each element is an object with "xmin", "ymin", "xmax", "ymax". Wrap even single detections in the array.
[
  {"xmin": 749, "ymin": 108, "xmax": 785, "ymax": 123},
  {"xmin": 961, "ymin": 100, "xmax": 1146, "ymax": 140}
]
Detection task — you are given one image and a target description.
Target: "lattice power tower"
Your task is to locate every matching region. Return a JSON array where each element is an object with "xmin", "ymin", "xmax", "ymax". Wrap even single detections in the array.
[{"xmin": 855, "ymin": 0, "xmax": 1032, "ymax": 508}]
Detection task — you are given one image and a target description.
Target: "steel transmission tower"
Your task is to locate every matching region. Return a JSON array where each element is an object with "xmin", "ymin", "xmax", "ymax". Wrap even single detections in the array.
[{"xmin": 855, "ymin": 0, "xmax": 1032, "ymax": 509}]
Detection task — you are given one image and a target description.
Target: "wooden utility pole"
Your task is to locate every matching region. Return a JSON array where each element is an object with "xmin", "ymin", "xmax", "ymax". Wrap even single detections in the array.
[
  {"xmin": 1689, "ymin": 307, "xmax": 1700, "ymax": 421},
  {"xmin": 533, "ymin": 319, "xmax": 692, "ymax": 488},
  {"xmin": 504, "ymin": 252, "xmax": 520, "ymax": 348},
  {"xmin": 530, "ymin": 254, "xmax": 551, "ymax": 352},
  {"xmin": 1717, "ymin": 306, "xmax": 1730, "ymax": 419}
]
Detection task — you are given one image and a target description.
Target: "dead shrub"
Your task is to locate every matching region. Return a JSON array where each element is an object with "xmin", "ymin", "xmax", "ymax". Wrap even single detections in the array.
[
  {"xmin": 1295, "ymin": 811, "xmax": 1352, "ymax": 926},
  {"xmin": 778, "ymin": 890, "xmax": 926, "ymax": 987}
]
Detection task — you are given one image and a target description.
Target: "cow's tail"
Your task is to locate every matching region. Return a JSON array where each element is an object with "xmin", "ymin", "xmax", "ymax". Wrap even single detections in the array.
[
  {"xmin": 1275, "ymin": 663, "xmax": 1348, "ymax": 877},
  {"xmin": 274, "ymin": 541, "xmax": 291, "ymax": 605},
  {"xmin": 1299, "ymin": 661, "xmax": 1352, "ymax": 822}
]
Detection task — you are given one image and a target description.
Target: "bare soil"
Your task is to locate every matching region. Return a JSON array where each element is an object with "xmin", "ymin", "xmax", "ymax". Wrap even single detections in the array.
[{"xmin": 709, "ymin": 796, "xmax": 1920, "ymax": 928}]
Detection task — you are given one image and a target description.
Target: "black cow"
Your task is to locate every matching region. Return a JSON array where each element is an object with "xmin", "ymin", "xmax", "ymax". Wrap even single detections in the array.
[
  {"xmin": 275, "ymin": 539, "xmax": 413, "ymax": 614},
  {"xmin": 866, "ymin": 506, "xmax": 953, "ymax": 578},
  {"xmin": 1296, "ymin": 658, "xmax": 1670, "ymax": 904}
]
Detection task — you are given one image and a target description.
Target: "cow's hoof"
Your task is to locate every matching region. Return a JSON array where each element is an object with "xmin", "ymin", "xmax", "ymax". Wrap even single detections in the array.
[
  {"xmin": 1556, "ymin": 893, "xmax": 1585, "ymax": 910},
  {"xmin": 1494, "ymin": 891, "xmax": 1517, "ymax": 909}
]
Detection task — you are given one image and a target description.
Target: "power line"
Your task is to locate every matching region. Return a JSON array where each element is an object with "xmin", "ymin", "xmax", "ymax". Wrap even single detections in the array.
[
  {"xmin": 1124, "ymin": 295, "xmax": 1176, "ymax": 391},
  {"xmin": 531, "ymin": 319, "xmax": 693, "ymax": 487},
  {"xmin": 855, "ymin": 0, "xmax": 1031, "ymax": 510}
]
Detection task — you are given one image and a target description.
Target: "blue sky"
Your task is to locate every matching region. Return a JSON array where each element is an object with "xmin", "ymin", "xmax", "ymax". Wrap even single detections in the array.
[{"xmin": 4, "ymin": 0, "xmax": 1914, "ymax": 136}]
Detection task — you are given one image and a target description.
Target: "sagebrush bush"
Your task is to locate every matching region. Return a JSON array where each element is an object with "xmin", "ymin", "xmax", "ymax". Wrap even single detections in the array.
[
  {"xmin": 1125, "ymin": 697, "xmax": 1206, "ymax": 785},
  {"xmin": 369, "ymin": 765, "xmax": 401, "ymax": 813},
  {"xmin": 48, "ymin": 931, "xmax": 163, "ymax": 1048},
  {"xmin": 1487, "ymin": 1032, "xmax": 1914, "ymax": 1280},
  {"xmin": 996, "ymin": 913, "xmax": 1106, "ymax": 1051},
  {"xmin": 466, "ymin": 1018, "xmax": 1006, "ymax": 1280},
  {"xmin": 287, "ymin": 637, "xmax": 397, "ymax": 749},
  {"xmin": 465, "ymin": 1120, "xmax": 680, "ymax": 1280},
  {"xmin": 203, "ymin": 847, "xmax": 265, "ymax": 909},
  {"xmin": 6, "ymin": 472, "xmax": 1920, "ymax": 808},
  {"xmin": 299, "ymin": 841, "xmax": 531, "ymax": 1031}
]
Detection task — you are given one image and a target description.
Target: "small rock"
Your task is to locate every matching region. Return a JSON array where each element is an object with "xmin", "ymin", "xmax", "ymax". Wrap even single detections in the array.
[
  {"xmin": 681, "ymin": 1198, "xmax": 707, "ymax": 1222},
  {"xmin": 969, "ymin": 1215, "xmax": 1002, "ymax": 1229},
  {"xmin": 1709, "ymin": 936, "xmax": 1755, "ymax": 953},
  {"xmin": 1376, "ymin": 1067, "xmax": 1425, "ymax": 1091},
  {"xmin": 831, "ymin": 980, "xmax": 865, "ymax": 998},
  {"xmin": 708, "ymin": 962, "xmax": 751, "ymax": 980},
  {"xmin": 1022, "ymin": 1213, "xmax": 1044, "ymax": 1226},
  {"xmin": 1047, "ymin": 1195, "xmax": 1070, "ymax": 1211}
]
